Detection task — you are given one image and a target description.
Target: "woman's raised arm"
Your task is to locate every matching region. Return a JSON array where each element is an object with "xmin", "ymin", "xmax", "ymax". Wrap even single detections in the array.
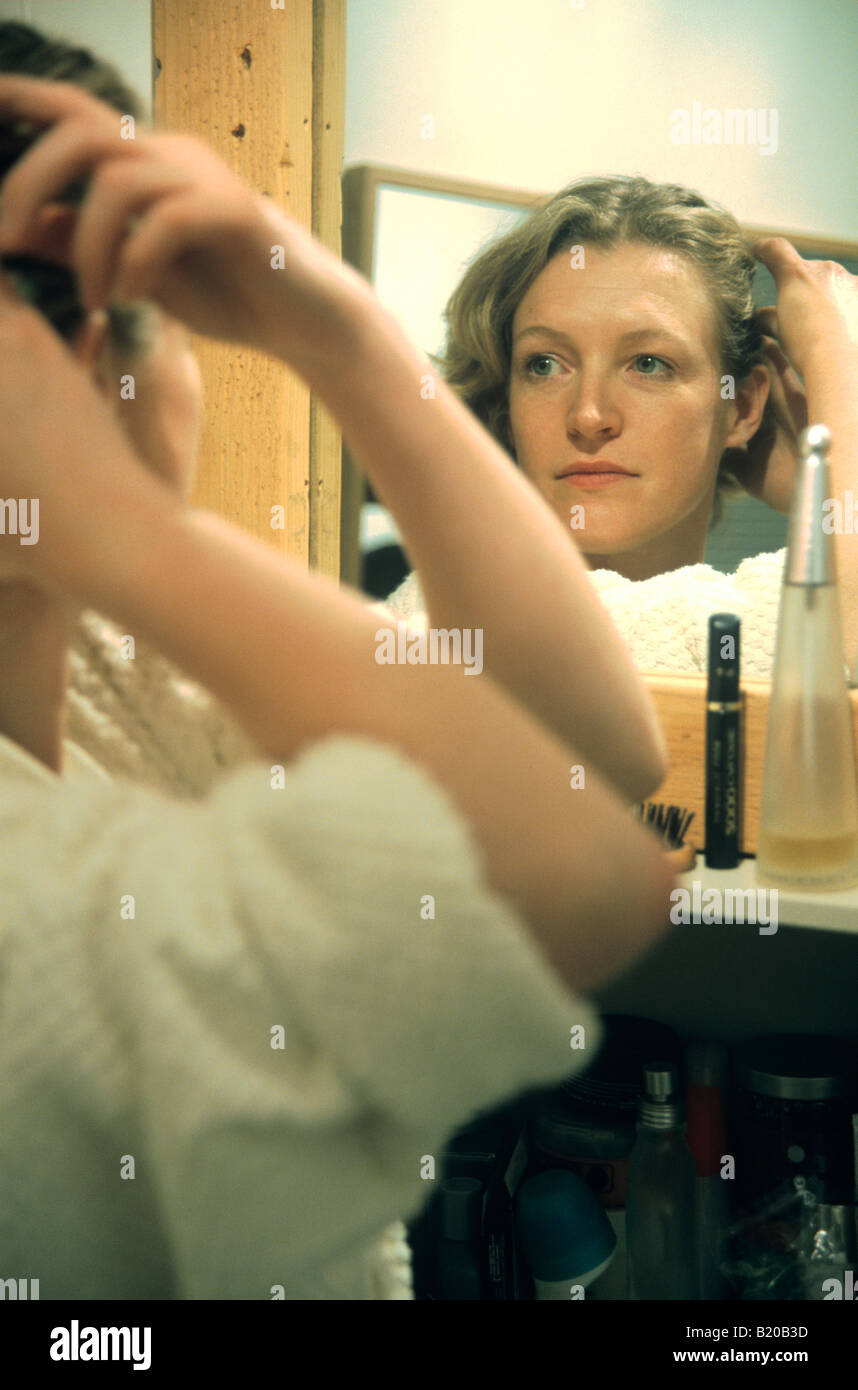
[
  {"xmin": 0, "ymin": 75, "xmax": 667, "ymax": 802},
  {"xmin": 0, "ymin": 262, "xmax": 675, "ymax": 997},
  {"xmin": 746, "ymin": 240, "xmax": 858, "ymax": 670}
]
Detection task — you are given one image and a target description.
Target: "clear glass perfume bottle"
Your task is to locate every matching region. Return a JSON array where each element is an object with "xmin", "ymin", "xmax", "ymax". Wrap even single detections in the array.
[
  {"xmin": 626, "ymin": 1063, "xmax": 697, "ymax": 1300},
  {"xmin": 756, "ymin": 425, "xmax": 858, "ymax": 891}
]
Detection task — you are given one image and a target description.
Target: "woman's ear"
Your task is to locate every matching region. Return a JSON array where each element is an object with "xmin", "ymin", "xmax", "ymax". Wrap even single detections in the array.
[{"xmin": 724, "ymin": 362, "xmax": 771, "ymax": 448}]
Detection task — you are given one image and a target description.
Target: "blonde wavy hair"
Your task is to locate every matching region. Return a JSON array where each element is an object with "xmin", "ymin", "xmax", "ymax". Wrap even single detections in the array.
[{"xmin": 435, "ymin": 175, "xmax": 767, "ymax": 528}]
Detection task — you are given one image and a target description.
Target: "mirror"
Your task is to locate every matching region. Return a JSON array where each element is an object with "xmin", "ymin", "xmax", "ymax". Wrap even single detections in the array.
[{"xmin": 340, "ymin": 164, "xmax": 858, "ymax": 685}]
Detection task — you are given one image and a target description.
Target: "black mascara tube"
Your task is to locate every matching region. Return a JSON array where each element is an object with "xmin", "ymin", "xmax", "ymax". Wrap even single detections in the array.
[{"xmin": 705, "ymin": 614, "xmax": 741, "ymax": 869}]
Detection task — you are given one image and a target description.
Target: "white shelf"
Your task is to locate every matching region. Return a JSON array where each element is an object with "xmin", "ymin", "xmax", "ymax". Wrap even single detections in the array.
[
  {"xmin": 677, "ymin": 856, "xmax": 858, "ymax": 934},
  {"xmin": 594, "ymin": 856, "xmax": 858, "ymax": 1039}
]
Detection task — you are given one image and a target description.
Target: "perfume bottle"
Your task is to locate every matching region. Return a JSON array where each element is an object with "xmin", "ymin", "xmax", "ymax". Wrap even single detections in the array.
[
  {"xmin": 756, "ymin": 425, "xmax": 858, "ymax": 891},
  {"xmin": 626, "ymin": 1063, "xmax": 697, "ymax": 1300}
]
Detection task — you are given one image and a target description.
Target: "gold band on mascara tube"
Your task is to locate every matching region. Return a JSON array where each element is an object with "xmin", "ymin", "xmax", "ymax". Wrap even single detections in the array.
[{"xmin": 707, "ymin": 701, "xmax": 742, "ymax": 713}]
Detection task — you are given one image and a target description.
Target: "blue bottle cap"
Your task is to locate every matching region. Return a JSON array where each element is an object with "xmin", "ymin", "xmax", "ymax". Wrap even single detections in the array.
[{"xmin": 516, "ymin": 1169, "xmax": 616, "ymax": 1281}]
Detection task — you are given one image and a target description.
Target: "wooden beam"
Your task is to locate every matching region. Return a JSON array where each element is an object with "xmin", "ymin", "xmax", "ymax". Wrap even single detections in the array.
[
  {"xmin": 153, "ymin": 0, "xmax": 316, "ymax": 564},
  {"xmin": 309, "ymin": 0, "xmax": 345, "ymax": 579}
]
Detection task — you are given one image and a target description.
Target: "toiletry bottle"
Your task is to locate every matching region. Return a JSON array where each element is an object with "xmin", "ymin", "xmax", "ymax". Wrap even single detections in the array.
[
  {"xmin": 685, "ymin": 1041, "xmax": 730, "ymax": 1299},
  {"xmin": 705, "ymin": 615, "xmax": 741, "ymax": 869},
  {"xmin": 756, "ymin": 425, "xmax": 858, "ymax": 890},
  {"xmin": 626, "ymin": 1062, "xmax": 697, "ymax": 1300},
  {"xmin": 515, "ymin": 1169, "xmax": 617, "ymax": 1299},
  {"xmin": 433, "ymin": 1177, "xmax": 484, "ymax": 1299}
]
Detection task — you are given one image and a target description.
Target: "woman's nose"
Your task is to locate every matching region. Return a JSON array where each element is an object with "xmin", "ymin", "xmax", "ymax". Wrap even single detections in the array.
[{"xmin": 566, "ymin": 375, "xmax": 620, "ymax": 438}]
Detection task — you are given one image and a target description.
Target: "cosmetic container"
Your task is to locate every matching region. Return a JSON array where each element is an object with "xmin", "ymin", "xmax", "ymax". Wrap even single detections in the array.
[
  {"xmin": 515, "ymin": 1169, "xmax": 617, "ymax": 1298},
  {"xmin": 756, "ymin": 425, "xmax": 858, "ymax": 890},
  {"xmin": 685, "ymin": 1041, "xmax": 730, "ymax": 1298},
  {"xmin": 626, "ymin": 1062, "xmax": 698, "ymax": 1300},
  {"xmin": 433, "ymin": 1178, "xmax": 484, "ymax": 1299},
  {"xmin": 733, "ymin": 1034, "xmax": 857, "ymax": 1211},
  {"xmin": 705, "ymin": 615, "xmax": 741, "ymax": 868}
]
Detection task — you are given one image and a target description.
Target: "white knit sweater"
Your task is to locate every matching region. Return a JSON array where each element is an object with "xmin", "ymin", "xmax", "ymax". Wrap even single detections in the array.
[
  {"xmin": 382, "ymin": 551, "xmax": 788, "ymax": 677},
  {"xmin": 0, "ymin": 611, "xmax": 602, "ymax": 1300},
  {"xmin": 66, "ymin": 609, "xmax": 259, "ymax": 799}
]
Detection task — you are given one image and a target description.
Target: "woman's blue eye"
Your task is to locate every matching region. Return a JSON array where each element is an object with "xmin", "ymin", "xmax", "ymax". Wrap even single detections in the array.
[
  {"xmin": 525, "ymin": 354, "xmax": 558, "ymax": 376},
  {"xmin": 634, "ymin": 354, "xmax": 672, "ymax": 376}
]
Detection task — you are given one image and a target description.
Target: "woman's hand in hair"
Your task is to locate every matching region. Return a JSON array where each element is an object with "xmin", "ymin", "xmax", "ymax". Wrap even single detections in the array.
[
  {"xmin": 0, "ymin": 76, "xmax": 366, "ymax": 367},
  {"xmin": 752, "ymin": 239, "xmax": 858, "ymax": 666},
  {"xmin": 753, "ymin": 237, "xmax": 858, "ymax": 378},
  {"xmin": 721, "ymin": 309, "xmax": 807, "ymax": 515},
  {"xmin": 723, "ymin": 239, "xmax": 858, "ymax": 514}
]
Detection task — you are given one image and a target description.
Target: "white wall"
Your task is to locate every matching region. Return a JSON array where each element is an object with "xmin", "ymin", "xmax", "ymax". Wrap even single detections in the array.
[
  {"xmin": 345, "ymin": 0, "xmax": 858, "ymax": 240},
  {"xmin": 3, "ymin": 0, "xmax": 853, "ymax": 240},
  {"xmin": 0, "ymin": 0, "xmax": 152, "ymax": 117}
]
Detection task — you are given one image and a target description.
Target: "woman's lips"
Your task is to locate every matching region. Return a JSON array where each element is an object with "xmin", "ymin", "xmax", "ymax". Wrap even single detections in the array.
[{"xmin": 559, "ymin": 471, "xmax": 635, "ymax": 488}]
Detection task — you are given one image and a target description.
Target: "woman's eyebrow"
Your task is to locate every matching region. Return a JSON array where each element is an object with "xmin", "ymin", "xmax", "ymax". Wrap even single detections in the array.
[{"xmin": 513, "ymin": 323, "xmax": 689, "ymax": 351}]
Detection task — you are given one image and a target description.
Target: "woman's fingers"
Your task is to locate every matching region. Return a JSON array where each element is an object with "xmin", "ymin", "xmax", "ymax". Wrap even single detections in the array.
[
  {"xmin": 753, "ymin": 235, "xmax": 806, "ymax": 286},
  {"xmin": 755, "ymin": 317, "xmax": 807, "ymax": 437},
  {"xmin": 108, "ymin": 192, "xmax": 216, "ymax": 305},
  {"xmin": 760, "ymin": 333, "xmax": 808, "ymax": 433},
  {"xmin": 0, "ymin": 75, "xmax": 148, "ymax": 307},
  {"xmin": 755, "ymin": 304, "xmax": 779, "ymax": 338},
  {"xmin": 0, "ymin": 74, "xmax": 324, "ymax": 353},
  {"xmin": 0, "ymin": 120, "xmax": 140, "ymax": 245},
  {"xmin": 753, "ymin": 238, "xmax": 858, "ymax": 378},
  {"xmin": 0, "ymin": 72, "xmax": 115, "ymax": 127},
  {"xmin": 70, "ymin": 160, "xmax": 192, "ymax": 310},
  {"xmin": 0, "ymin": 88, "xmax": 213, "ymax": 317},
  {"xmin": 760, "ymin": 330, "xmax": 789, "ymax": 372},
  {"xmin": 1, "ymin": 203, "xmax": 79, "ymax": 265}
]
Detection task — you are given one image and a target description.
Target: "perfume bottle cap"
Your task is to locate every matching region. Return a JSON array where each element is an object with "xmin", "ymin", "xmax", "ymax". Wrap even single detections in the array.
[
  {"xmin": 786, "ymin": 424, "xmax": 834, "ymax": 585},
  {"xmin": 637, "ymin": 1061, "xmax": 682, "ymax": 1128},
  {"xmin": 642, "ymin": 1061, "xmax": 678, "ymax": 1099},
  {"xmin": 515, "ymin": 1169, "xmax": 616, "ymax": 1281}
]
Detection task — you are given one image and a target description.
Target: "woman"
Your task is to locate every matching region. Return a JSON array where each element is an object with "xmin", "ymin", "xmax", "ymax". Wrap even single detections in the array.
[
  {"xmin": 387, "ymin": 177, "xmax": 858, "ymax": 679},
  {"xmin": 0, "ymin": 28, "xmax": 674, "ymax": 1298}
]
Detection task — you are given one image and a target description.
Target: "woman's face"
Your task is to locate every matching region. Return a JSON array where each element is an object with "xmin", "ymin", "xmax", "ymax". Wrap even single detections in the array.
[{"xmin": 506, "ymin": 241, "xmax": 766, "ymax": 577}]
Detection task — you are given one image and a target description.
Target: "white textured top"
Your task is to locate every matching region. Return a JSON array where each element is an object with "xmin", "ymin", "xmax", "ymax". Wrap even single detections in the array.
[
  {"xmin": 46, "ymin": 554, "xmax": 784, "ymax": 1299},
  {"xmin": 381, "ymin": 551, "xmax": 788, "ymax": 677},
  {"xmin": 66, "ymin": 609, "xmax": 260, "ymax": 799},
  {"xmin": 0, "ymin": 718, "xmax": 599, "ymax": 1299}
]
